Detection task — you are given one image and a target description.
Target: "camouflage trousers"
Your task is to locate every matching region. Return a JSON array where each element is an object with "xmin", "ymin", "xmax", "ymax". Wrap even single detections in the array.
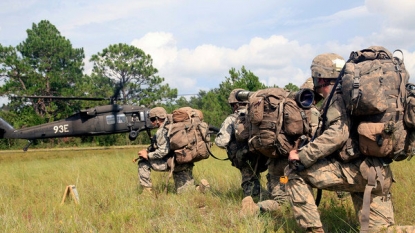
[
  {"xmin": 237, "ymin": 155, "xmax": 268, "ymax": 198},
  {"xmin": 286, "ymin": 157, "xmax": 394, "ymax": 231},
  {"xmin": 138, "ymin": 158, "xmax": 195, "ymax": 194},
  {"xmin": 257, "ymin": 158, "xmax": 289, "ymax": 212}
]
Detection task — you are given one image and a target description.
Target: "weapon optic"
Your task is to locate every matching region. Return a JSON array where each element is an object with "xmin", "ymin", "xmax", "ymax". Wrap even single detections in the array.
[{"xmin": 235, "ymin": 88, "xmax": 315, "ymax": 109}]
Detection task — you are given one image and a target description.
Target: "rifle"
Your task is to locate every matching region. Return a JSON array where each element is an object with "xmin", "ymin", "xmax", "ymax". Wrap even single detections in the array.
[{"xmin": 133, "ymin": 134, "xmax": 157, "ymax": 163}]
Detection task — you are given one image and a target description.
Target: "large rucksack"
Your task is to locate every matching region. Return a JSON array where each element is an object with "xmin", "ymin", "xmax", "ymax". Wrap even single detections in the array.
[
  {"xmin": 165, "ymin": 107, "xmax": 210, "ymax": 164},
  {"xmin": 235, "ymin": 87, "xmax": 315, "ymax": 158},
  {"xmin": 339, "ymin": 46, "xmax": 412, "ymax": 161}
]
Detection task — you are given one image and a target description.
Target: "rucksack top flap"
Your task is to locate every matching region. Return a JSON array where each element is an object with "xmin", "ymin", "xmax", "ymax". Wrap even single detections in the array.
[{"xmin": 349, "ymin": 46, "xmax": 393, "ymax": 63}]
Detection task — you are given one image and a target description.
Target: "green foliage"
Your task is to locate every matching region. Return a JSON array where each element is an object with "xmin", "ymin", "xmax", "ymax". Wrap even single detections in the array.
[
  {"xmin": 0, "ymin": 20, "xmax": 302, "ymax": 148},
  {"xmin": 0, "ymin": 20, "xmax": 85, "ymax": 122},
  {"xmin": 284, "ymin": 83, "xmax": 299, "ymax": 92},
  {"xmin": 171, "ymin": 66, "xmax": 267, "ymax": 127},
  {"xmin": 90, "ymin": 43, "xmax": 177, "ymax": 106}
]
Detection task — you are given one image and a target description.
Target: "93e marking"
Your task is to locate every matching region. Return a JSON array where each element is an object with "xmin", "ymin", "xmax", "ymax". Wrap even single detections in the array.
[{"xmin": 54, "ymin": 124, "xmax": 69, "ymax": 134}]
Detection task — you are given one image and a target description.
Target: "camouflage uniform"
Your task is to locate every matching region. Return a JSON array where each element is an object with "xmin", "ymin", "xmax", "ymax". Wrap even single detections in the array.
[
  {"xmin": 255, "ymin": 158, "xmax": 289, "ymax": 211},
  {"xmin": 286, "ymin": 93, "xmax": 395, "ymax": 232},
  {"xmin": 138, "ymin": 117, "xmax": 195, "ymax": 194},
  {"xmin": 215, "ymin": 107, "xmax": 267, "ymax": 198},
  {"xmin": 256, "ymin": 78, "xmax": 321, "ymax": 212}
]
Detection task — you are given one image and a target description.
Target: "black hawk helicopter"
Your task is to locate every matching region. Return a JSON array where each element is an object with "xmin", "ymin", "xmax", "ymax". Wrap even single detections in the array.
[{"xmin": 0, "ymin": 90, "xmax": 155, "ymax": 151}]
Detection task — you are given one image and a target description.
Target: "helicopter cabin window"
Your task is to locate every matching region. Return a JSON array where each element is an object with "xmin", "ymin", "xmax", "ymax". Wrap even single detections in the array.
[{"xmin": 106, "ymin": 114, "xmax": 127, "ymax": 125}]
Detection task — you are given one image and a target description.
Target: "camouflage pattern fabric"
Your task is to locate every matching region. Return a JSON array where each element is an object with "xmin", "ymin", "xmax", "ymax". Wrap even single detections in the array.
[
  {"xmin": 257, "ymin": 104, "xmax": 320, "ymax": 212},
  {"xmin": 147, "ymin": 121, "xmax": 170, "ymax": 159},
  {"xmin": 172, "ymin": 163, "xmax": 195, "ymax": 194},
  {"xmin": 215, "ymin": 110, "xmax": 241, "ymax": 149},
  {"xmin": 257, "ymin": 158, "xmax": 289, "ymax": 211},
  {"xmin": 138, "ymin": 121, "xmax": 196, "ymax": 193},
  {"xmin": 287, "ymin": 157, "xmax": 394, "ymax": 230},
  {"xmin": 138, "ymin": 158, "xmax": 196, "ymax": 192},
  {"xmin": 215, "ymin": 108, "xmax": 267, "ymax": 197},
  {"xmin": 138, "ymin": 157, "xmax": 169, "ymax": 188},
  {"xmin": 297, "ymin": 94, "xmax": 350, "ymax": 167},
  {"xmin": 286, "ymin": 93, "xmax": 395, "ymax": 231}
]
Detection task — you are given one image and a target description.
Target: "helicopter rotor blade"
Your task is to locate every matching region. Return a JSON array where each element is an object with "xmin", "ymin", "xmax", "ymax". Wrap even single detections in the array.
[
  {"xmin": 12, "ymin": 96, "xmax": 110, "ymax": 101},
  {"xmin": 110, "ymin": 81, "xmax": 124, "ymax": 104}
]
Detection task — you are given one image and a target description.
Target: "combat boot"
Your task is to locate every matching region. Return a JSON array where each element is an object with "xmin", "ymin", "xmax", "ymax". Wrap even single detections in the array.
[
  {"xmin": 306, "ymin": 227, "xmax": 325, "ymax": 233},
  {"xmin": 196, "ymin": 179, "xmax": 210, "ymax": 193},
  {"xmin": 239, "ymin": 196, "xmax": 260, "ymax": 217}
]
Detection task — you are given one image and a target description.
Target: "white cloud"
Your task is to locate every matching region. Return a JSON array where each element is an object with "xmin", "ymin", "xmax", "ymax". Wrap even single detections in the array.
[
  {"xmin": 2, "ymin": 1, "xmax": 415, "ymax": 98},
  {"xmin": 132, "ymin": 32, "xmax": 316, "ymax": 94},
  {"xmin": 366, "ymin": 0, "xmax": 415, "ymax": 28}
]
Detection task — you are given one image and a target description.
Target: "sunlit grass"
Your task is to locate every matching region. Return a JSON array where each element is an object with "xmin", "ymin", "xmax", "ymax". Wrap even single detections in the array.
[{"xmin": 0, "ymin": 146, "xmax": 413, "ymax": 232}]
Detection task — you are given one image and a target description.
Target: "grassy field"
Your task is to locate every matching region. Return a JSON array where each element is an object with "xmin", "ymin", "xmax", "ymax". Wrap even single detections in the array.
[{"xmin": 0, "ymin": 146, "xmax": 414, "ymax": 232}]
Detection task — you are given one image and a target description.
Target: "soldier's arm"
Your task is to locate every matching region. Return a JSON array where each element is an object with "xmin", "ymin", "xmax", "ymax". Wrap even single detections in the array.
[
  {"xmin": 298, "ymin": 97, "xmax": 350, "ymax": 167},
  {"xmin": 214, "ymin": 115, "xmax": 235, "ymax": 148},
  {"xmin": 148, "ymin": 127, "xmax": 170, "ymax": 160}
]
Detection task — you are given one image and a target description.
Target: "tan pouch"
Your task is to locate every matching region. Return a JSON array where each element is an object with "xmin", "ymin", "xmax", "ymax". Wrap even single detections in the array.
[{"xmin": 357, "ymin": 122, "xmax": 392, "ymax": 157}]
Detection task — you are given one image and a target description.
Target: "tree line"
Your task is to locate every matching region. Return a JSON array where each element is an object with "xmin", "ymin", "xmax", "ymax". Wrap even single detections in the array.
[{"xmin": 0, "ymin": 20, "xmax": 298, "ymax": 149}]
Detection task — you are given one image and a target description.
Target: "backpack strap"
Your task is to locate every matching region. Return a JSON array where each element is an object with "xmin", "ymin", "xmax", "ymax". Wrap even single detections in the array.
[
  {"xmin": 360, "ymin": 158, "xmax": 386, "ymax": 233},
  {"xmin": 393, "ymin": 49, "xmax": 407, "ymax": 113},
  {"xmin": 299, "ymin": 109, "xmax": 310, "ymax": 135},
  {"xmin": 164, "ymin": 157, "xmax": 175, "ymax": 194},
  {"xmin": 276, "ymin": 100, "xmax": 285, "ymax": 136}
]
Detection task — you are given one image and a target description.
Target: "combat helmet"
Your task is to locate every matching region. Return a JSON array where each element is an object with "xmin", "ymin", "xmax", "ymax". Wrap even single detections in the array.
[
  {"xmin": 148, "ymin": 107, "xmax": 167, "ymax": 119},
  {"xmin": 311, "ymin": 53, "xmax": 345, "ymax": 87},
  {"xmin": 228, "ymin": 88, "xmax": 248, "ymax": 104}
]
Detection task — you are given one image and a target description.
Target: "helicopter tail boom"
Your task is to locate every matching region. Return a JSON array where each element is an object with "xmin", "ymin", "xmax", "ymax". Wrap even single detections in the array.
[{"xmin": 0, "ymin": 117, "xmax": 16, "ymax": 139}]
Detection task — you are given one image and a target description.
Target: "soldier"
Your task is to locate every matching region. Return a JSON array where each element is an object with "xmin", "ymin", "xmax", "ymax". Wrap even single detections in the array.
[
  {"xmin": 285, "ymin": 53, "xmax": 405, "ymax": 232},
  {"xmin": 215, "ymin": 89, "xmax": 268, "ymax": 200},
  {"xmin": 239, "ymin": 77, "xmax": 321, "ymax": 217},
  {"xmin": 137, "ymin": 107, "xmax": 209, "ymax": 194}
]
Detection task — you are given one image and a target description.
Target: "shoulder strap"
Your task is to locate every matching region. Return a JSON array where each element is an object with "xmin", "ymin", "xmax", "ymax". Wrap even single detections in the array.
[{"xmin": 314, "ymin": 63, "xmax": 347, "ymax": 139}]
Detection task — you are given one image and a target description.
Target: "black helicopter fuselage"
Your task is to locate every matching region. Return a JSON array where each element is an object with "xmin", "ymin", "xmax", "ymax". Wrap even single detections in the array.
[{"xmin": 0, "ymin": 104, "xmax": 153, "ymax": 140}]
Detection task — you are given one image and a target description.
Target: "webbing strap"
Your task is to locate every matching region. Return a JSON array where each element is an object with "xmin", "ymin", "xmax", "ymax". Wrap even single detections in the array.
[
  {"xmin": 300, "ymin": 109, "xmax": 310, "ymax": 135},
  {"xmin": 361, "ymin": 166, "xmax": 376, "ymax": 232},
  {"xmin": 275, "ymin": 101, "xmax": 285, "ymax": 136},
  {"xmin": 352, "ymin": 68, "xmax": 361, "ymax": 101},
  {"xmin": 165, "ymin": 157, "xmax": 175, "ymax": 194},
  {"xmin": 396, "ymin": 63, "xmax": 407, "ymax": 113},
  {"xmin": 360, "ymin": 159, "xmax": 386, "ymax": 233}
]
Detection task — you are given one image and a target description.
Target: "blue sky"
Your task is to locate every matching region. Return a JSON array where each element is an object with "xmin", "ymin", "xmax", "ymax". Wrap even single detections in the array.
[{"xmin": 1, "ymin": 0, "xmax": 415, "ymax": 99}]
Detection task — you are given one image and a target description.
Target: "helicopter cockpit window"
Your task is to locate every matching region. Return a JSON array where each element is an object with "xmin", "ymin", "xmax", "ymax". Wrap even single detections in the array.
[{"xmin": 106, "ymin": 114, "xmax": 127, "ymax": 125}]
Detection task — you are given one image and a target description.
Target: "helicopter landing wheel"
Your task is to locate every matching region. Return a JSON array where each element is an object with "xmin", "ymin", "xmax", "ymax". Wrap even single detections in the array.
[{"xmin": 129, "ymin": 131, "xmax": 138, "ymax": 141}]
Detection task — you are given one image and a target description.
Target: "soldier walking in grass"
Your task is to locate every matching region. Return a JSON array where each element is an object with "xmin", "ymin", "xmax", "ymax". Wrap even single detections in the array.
[
  {"xmin": 215, "ymin": 89, "xmax": 268, "ymax": 200},
  {"xmin": 137, "ymin": 107, "xmax": 209, "ymax": 194}
]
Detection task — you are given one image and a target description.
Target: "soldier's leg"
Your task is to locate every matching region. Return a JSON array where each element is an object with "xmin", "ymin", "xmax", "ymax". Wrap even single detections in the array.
[
  {"xmin": 351, "ymin": 192, "xmax": 395, "ymax": 231},
  {"xmin": 351, "ymin": 159, "xmax": 395, "ymax": 231},
  {"xmin": 286, "ymin": 172, "xmax": 323, "ymax": 230},
  {"xmin": 173, "ymin": 163, "xmax": 195, "ymax": 194},
  {"xmin": 240, "ymin": 164, "xmax": 260, "ymax": 198},
  {"xmin": 269, "ymin": 159, "xmax": 289, "ymax": 202},
  {"xmin": 138, "ymin": 159, "xmax": 153, "ymax": 188},
  {"xmin": 138, "ymin": 158, "xmax": 169, "ymax": 188},
  {"xmin": 256, "ymin": 159, "xmax": 288, "ymax": 212},
  {"xmin": 351, "ymin": 192, "xmax": 395, "ymax": 230}
]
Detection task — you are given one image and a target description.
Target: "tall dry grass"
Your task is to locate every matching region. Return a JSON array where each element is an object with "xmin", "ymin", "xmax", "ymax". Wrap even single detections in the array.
[{"xmin": 0, "ymin": 146, "xmax": 413, "ymax": 232}]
